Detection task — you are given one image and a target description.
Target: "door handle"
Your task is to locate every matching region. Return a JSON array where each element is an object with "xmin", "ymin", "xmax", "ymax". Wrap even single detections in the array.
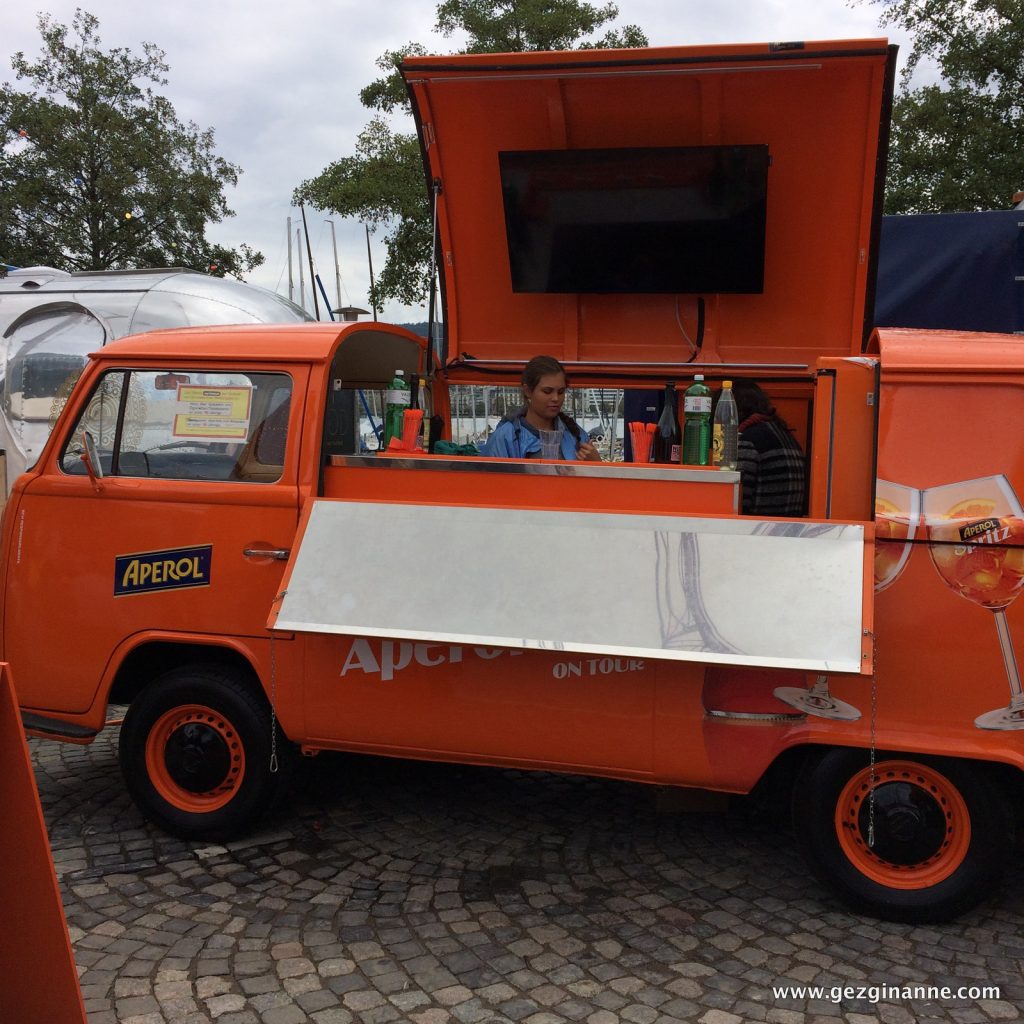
[{"xmin": 243, "ymin": 548, "xmax": 291, "ymax": 560}]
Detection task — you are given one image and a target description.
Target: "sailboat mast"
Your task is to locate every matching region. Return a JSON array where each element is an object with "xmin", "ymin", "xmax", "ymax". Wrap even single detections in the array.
[{"xmin": 286, "ymin": 216, "xmax": 294, "ymax": 303}]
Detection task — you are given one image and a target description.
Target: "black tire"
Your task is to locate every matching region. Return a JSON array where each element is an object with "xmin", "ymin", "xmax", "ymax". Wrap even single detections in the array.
[
  {"xmin": 119, "ymin": 663, "xmax": 291, "ymax": 840},
  {"xmin": 793, "ymin": 748, "xmax": 1012, "ymax": 923}
]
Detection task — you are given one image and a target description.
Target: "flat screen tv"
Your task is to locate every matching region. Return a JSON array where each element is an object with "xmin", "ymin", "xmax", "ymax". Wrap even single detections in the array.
[{"xmin": 499, "ymin": 145, "xmax": 769, "ymax": 295}]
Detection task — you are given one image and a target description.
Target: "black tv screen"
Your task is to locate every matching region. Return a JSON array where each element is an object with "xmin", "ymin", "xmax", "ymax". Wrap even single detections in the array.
[{"xmin": 499, "ymin": 145, "xmax": 769, "ymax": 295}]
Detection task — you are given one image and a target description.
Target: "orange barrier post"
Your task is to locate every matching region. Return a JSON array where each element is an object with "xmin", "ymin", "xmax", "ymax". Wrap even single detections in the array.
[{"xmin": 0, "ymin": 662, "xmax": 87, "ymax": 1023}]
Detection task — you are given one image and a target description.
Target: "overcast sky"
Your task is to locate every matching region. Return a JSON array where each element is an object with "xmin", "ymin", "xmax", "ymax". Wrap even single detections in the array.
[{"xmin": 1, "ymin": 0, "xmax": 911, "ymax": 322}]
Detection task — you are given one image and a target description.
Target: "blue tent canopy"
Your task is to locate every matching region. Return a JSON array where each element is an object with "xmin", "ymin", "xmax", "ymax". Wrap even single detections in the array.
[{"xmin": 874, "ymin": 210, "xmax": 1024, "ymax": 334}]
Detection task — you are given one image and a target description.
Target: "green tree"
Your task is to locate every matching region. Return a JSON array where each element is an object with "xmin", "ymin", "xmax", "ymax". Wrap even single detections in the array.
[
  {"xmin": 434, "ymin": 0, "xmax": 648, "ymax": 53},
  {"xmin": 866, "ymin": 0, "xmax": 1024, "ymax": 213},
  {"xmin": 0, "ymin": 9, "xmax": 262, "ymax": 278},
  {"xmin": 294, "ymin": 0, "xmax": 647, "ymax": 311}
]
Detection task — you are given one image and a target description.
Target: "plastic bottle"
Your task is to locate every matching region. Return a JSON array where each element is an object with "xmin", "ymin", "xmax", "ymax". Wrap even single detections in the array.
[
  {"xmin": 383, "ymin": 369, "xmax": 410, "ymax": 448},
  {"xmin": 652, "ymin": 381, "xmax": 680, "ymax": 464},
  {"xmin": 681, "ymin": 374, "xmax": 712, "ymax": 465},
  {"xmin": 711, "ymin": 380, "xmax": 739, "ymax": 470}
]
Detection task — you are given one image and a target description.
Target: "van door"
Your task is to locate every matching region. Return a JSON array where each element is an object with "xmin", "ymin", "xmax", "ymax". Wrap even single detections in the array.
[
  {"xmin": 5, "ymin": 364, "xmax": 308, "ymax": 715},
  {"xmin": 809, "ymin": 356, "xmax": 880, "ymax": 521}
]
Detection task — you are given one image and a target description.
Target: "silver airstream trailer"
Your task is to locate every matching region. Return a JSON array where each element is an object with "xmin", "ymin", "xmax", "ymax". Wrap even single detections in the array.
[{"xmin": 0, "ymin": 267, "xmax": 312, "ymax": 491}]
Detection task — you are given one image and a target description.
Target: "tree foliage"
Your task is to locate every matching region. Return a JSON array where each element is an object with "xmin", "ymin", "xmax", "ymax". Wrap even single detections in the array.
[
  {"xmin": 297, "ymin": 118, "xmax": 431, "ymax": 309},
  {"xmin": 867, "ymin": 0, "xmax": 1024, "ymax": 213},
  {"xmin": 0, "ymin": 10, "xmax": 262, "ymax": 277},
  {"xmin": 434, "ymin": 0, "xmax": 647, "ymax": 52},
  {"xmin": 295, "ymin": 1, "xmax": 648, "ymax": 311}
]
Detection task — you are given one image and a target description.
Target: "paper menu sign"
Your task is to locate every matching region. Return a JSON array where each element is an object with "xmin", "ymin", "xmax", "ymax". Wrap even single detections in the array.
[{"xmin": 173, "ymin": 384, "xmax": 252, "ymax": 441}]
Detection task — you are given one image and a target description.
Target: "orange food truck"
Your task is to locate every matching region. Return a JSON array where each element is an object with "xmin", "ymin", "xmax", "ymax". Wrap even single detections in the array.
[{"xmin": 5, "ymin": 39, "xmax": 1024, "ymax": 925}]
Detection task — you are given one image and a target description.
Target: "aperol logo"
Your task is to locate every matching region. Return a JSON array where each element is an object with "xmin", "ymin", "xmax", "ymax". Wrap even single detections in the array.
[
  {"xmin": 114, "ymin": 545, "xmax": 212, "ymax": 597},
  {"xmin": 961, "ymin": 518, "xmax": 1002, "ymax": 542}
]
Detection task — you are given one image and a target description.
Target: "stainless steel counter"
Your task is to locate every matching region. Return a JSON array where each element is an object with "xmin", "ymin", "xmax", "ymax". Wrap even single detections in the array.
[{"xmin": 330, "ymin": 453, "xmax": 741, "ymax": 486}]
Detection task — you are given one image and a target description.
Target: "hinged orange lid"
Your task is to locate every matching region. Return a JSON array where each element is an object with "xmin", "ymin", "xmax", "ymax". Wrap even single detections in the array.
[{"xmin": 402, "ymin": 40, "xmax": 896, "ymax": 375}]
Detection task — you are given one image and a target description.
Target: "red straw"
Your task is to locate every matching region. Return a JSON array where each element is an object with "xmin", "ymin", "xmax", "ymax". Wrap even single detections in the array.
[
  {"xmin": 402, "ymin": 409, "xmax": 424, "ymax": 450},
  {"xmin": 628, "ymin": 421, "xmax": 652, "ymax": 462}
]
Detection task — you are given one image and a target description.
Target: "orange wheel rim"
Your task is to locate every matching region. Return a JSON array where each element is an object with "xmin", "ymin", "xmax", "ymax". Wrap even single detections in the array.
[
  {"xmin": 835, "ymin": 760, "xmax": 970, "ymax": 890},
  {"xmin": 145, "ymin": 704, "xmax": 245, "ymax": 813}
]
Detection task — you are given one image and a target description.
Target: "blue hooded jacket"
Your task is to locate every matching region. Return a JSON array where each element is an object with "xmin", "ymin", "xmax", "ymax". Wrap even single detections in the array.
[{"xmin": 481, "ymin": 412, "xmax": 589, "ymax": 460}]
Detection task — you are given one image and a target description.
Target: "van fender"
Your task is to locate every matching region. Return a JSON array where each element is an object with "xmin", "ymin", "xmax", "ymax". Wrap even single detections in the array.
[
  {"xmin": 94, "ymin": 629, "xmax": 302, "ymax": 739},
  {"xmin": 777, "ymin": 731, "xmax": 1024, "ymax": 779}
]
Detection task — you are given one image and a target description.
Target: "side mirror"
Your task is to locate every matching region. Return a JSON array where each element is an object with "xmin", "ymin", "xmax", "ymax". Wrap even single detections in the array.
[{"xmin": 80, "ymin": 430, "xmax": 104, "ymax": 490}]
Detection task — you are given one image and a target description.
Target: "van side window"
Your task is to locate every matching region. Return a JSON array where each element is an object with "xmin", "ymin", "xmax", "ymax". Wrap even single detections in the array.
[{"xmin": 60, "ymin": 370, "xmax": 293, "ymax": 483}]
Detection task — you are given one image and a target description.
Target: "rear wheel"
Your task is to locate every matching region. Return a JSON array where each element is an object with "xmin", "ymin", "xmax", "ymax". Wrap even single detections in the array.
[
  {"xmin": 793, "ymin": 748, "xmax": 1011, "ymax": 922},
  {"xmin": 119, "ymin": 664, "xmax": 289, "ymax": 840}
]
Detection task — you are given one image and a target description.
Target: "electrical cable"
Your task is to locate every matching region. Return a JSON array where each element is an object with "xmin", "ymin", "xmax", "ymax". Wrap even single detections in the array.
[
  {"xmin": 675, "ymin": 294, "xmax": 698, "ymax": 356},
  {"xmin": 687, "ymin": 297, "xmax": 706, "ymax": 363}
]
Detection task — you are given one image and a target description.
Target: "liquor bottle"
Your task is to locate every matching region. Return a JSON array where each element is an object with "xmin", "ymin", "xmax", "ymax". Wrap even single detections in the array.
[
  {"xmin": 652, "ymin": 382, "xmax": 680, "ymax": 464},
  {"xmin": 416, "ymin": 376, "xmax": 431, "ymax": 451},
  {"xmin": 711, "ymin": 380, "xmax": 738, "ymax": 470},
  {"xmin": 682, "ymin": 374, "xmax": 712, "ymax": 465},
  {"xmin": 383, "ymin": 370, "xmax": 410, "ymax": 448}
]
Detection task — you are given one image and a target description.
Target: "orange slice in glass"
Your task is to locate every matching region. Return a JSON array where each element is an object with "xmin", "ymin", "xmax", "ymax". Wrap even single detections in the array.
[{"xmin": 946, "ymin": 497, "xmax": 997, "ymax": 520}]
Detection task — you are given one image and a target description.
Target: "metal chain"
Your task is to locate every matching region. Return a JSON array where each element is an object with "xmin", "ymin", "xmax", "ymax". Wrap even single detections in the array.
[
  {"xmin": 867, "ymin": 629, "xmax": 878, "ymax": 848},
  {"xmin": 269, "ymin": 629, "xmax": 279, "ymax": 774}
]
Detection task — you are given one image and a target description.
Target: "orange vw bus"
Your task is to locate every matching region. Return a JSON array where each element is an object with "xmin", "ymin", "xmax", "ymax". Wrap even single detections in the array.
[{"xmin": 5, "ymin": 39, "xmax": 1023, "ymax": 923}]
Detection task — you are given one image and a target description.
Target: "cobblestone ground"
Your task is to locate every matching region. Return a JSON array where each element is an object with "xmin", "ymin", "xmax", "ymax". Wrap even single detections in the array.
[{"xmin": 30, "ymin": 728, "xmax": 1024, "ymax": 1024}]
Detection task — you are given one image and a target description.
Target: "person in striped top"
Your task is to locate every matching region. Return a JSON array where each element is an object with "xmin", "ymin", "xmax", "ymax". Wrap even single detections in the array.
[{"xmin": 733, "ymin": 380, "xmax": 807, "ymax": 517}]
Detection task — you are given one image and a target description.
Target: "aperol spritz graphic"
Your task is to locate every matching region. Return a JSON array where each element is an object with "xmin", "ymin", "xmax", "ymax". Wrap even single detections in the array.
[
  {"xmin": 874, "ymin": 480, "xmax": 920, "ymax": 592},
  {"xmin": 923, "ymin": 476, "xmax": 1024, "ymax": 730}
]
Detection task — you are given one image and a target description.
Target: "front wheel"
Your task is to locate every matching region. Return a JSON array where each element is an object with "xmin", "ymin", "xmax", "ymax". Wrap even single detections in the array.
[
  {"xmin": 119, "ymin": 664, "xmax": 290, "ymax": 840},
  {"xmin": 793, "ymin": 748, "xmax": 1012, "ymax": 923}
]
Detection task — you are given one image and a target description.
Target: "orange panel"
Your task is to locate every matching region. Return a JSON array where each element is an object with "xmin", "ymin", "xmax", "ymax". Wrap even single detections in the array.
[
  {"xmin": 325, "ymin": 456, "xmax": 739, "ymax": 516},
  {"xmin": 871, "ymin": 327, "xmax": 1024, "ymax": 372},
  {"xmin": 300, "ymin": 635, "xmax": 657, "ymax": 776},
  {"xmin": 867, "ymin": 344, "xmax": 1024, "ymax": 746},
  {"xmin": 0, "ymin": 664, "xmax": 87, "ymax": 1023}
]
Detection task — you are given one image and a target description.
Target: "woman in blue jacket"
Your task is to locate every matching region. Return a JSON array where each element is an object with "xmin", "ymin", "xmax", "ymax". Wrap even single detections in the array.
[{"xmin": 482, "ymin": 356, "xmax": 602, "ymax": 461}]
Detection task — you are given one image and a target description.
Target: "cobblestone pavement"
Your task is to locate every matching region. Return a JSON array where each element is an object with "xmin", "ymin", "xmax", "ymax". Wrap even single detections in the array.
[{"xmin": 30, "ymin": 728, "xmax": 1024, "ymax": 1024}]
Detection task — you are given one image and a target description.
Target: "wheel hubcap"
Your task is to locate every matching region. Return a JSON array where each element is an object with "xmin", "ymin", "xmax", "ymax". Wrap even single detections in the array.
[
  {"xmin": 165, "ymin": 721, "xmax": 232, "ymax": 794},
  {"xmin": 858, "ymin": 781, "xmax": 948, "ymax": 866},
  {"xmin": 145, "ymin": 704, "xmax": 246, "ymax": 813},
  {"xmin": 835, "ymin": 760, "xmax": 971, "ymax": 890}
]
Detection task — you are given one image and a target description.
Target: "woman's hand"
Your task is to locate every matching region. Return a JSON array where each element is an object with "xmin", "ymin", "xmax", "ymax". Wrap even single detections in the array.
[{"xmin": 576, "ymin": 439, "xmax": 602, "ymax": 462}]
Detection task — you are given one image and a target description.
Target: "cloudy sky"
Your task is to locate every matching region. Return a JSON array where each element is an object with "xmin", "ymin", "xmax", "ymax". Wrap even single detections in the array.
[{"xmin": 1, "ymin": 0, "xmax": 912, "ymax": 321}]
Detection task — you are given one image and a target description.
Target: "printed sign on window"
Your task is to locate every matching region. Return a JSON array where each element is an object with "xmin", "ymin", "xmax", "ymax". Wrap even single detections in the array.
[{"xmin": 173, "ymin": 385, "xmax": 252, "ymax": 441}]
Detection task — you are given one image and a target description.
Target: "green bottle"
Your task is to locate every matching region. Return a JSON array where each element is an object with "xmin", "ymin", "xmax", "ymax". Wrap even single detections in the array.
[
  {"xmin": 681, "ymin": 374, "xmax": 712, "ymax": 465},
  {"xmin": 383, "ymin": 370, "xmax": 410, "ymax": 448}
]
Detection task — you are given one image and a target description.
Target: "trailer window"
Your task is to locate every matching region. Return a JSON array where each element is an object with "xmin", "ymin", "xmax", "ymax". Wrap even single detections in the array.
[
  {"xmin": 2, "ymin": 306, "xmax": 101, "ymax": 425},
  {"xmin": 59, "ymin": 370, "xmax": 293, "ymax": 483}
]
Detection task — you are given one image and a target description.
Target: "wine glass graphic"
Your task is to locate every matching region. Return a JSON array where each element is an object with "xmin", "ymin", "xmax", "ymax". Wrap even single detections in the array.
[
  {"xmin": 923, "ymin": 475, "xmax": 1024, "ymax": 730},
  {"xmin": 874, "ymin": 480, "xmax": 920, "ymax": 592}
]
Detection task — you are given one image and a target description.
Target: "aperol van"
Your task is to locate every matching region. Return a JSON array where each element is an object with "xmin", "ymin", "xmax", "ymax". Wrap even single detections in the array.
[{"xmin": 5, "ymin": 38, "xmax": 1023, "ymax": 923}]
